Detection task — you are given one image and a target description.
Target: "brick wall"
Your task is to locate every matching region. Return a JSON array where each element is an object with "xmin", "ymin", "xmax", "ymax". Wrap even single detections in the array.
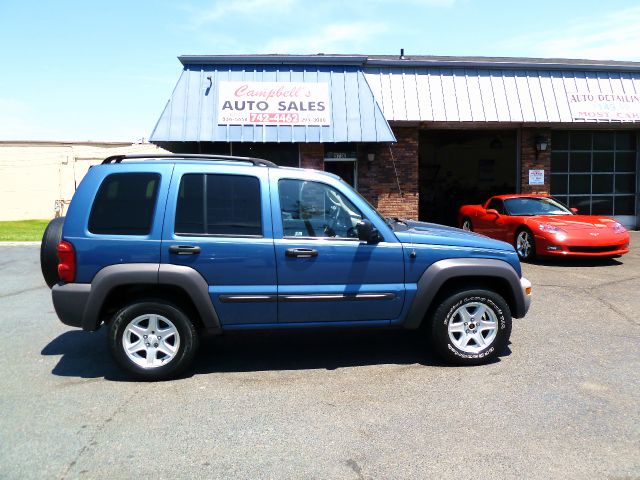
[
  {"xmin": 297, "ymin": 129, "xmax": 420, "ymax": 220},
  {"xmin": 299, "ymin": 143, "xmax": 324, "ymax": 170},
  {"xmin": 358, "ymin": 127, "xmax": 419, "ymax": 219},
  {"xmin": 520, "ymin": 128, "xmax": 551, "ymax": 194}
]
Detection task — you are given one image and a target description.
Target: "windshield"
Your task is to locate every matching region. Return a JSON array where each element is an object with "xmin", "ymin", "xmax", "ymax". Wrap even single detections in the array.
[{"xmin": 504, "ymin": 197, "xmax": 573, "ymax": 216}]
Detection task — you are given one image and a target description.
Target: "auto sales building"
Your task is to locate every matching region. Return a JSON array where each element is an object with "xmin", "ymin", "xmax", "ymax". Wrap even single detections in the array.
[{"xmin": 150, "ymin": 54, "xmax": 640, "ymax": 229}]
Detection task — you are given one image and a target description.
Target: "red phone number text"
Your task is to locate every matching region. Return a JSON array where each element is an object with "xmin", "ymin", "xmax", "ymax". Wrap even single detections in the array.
[{"xmin": 248, "ymin": 113, "xmax": 300, "ymax": 124}]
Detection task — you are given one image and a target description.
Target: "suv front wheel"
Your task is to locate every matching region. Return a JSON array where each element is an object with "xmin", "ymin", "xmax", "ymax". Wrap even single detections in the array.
[
  {"xmin": 430, "ymin": 289, "xmax": 512, "ymax": 365},
  {"xmin": 108, "ymin": 300, "xmax": 199, "ymax": 380}
]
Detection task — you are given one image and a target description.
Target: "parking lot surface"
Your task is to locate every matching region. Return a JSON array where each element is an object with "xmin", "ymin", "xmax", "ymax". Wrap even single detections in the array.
[{"xmin": 1, "ymin": 235, "xmax": 639, "ymax": 479}]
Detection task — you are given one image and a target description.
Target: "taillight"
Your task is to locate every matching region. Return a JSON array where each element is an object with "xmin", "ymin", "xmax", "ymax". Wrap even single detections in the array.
[{"xmin": 57, "ymin": 241, "xmax": 76, "ymax": 283}]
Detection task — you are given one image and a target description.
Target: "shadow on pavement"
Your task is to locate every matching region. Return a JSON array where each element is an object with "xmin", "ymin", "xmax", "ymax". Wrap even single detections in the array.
[
  {"xmin": 42, "ymin": 328, "xmax": 509, "ymax": 381},
  {"xmin": 528, "ymin": 256, "xmax": 623, "ymax": 267},
  {"xmin": 41, "ymin": 329, "xmax": 131, "ymax": 381}
]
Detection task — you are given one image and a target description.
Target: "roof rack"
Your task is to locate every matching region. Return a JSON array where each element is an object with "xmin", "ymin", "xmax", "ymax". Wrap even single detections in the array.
[{"xmin": 101, "ymin": 154, "xmax": 278, "ymax": 168}]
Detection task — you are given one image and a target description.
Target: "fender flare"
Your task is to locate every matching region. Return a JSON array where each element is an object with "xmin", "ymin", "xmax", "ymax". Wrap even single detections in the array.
[
  {"xmin": 404, "ymin": 258, "xmax": 528, "ymax": 329},
  {"xmin": 80, "ymin": 263, "xmax": 221, "ymax": 333}
]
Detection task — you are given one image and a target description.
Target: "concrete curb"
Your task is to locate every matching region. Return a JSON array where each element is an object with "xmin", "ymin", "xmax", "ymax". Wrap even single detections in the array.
[{"xmin": 0, "ymin": 242, "xmax": 40, "ymax": 246}]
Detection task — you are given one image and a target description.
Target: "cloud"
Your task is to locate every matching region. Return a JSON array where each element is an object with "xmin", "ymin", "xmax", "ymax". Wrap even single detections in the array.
[
  {"xmin": 262, "ymin": 22, "xmax": 390, "ymax": 54},
  {"xmin": 185, "ymin": 0, "xmax": 298, "ymax": 27},
  {"xmin": 509, "ymin": 6, "xmax": 640, "ymax": 61}
]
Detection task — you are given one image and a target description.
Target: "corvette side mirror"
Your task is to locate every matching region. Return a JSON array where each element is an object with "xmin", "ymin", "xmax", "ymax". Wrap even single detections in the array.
[
  {"xmin": 486, "ymin": 209, "xmax": 500, "ymax": 216},
  {"xmin": 570, "ymin": 207, "xmax": 578, "ymax": 213}
]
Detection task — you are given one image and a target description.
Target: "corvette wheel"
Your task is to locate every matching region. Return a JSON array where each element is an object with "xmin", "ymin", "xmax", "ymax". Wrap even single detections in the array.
[
  {"xmin": 515, "ymin": 229, "xmax": 535, "ymax": 261},
  {"xmin": 462, "ymin": 218, "xmax": 473, "ymax": 232}
]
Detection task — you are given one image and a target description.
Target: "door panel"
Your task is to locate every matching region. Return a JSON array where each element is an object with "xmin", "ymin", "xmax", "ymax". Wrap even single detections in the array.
[
  {"xmin": 275, "ymin": 239, "xmax": 405, "ymax": 322},
  {"xmin": 161, "ymin": 165, "xmax": 277, "ymax": 325},
  {"xmin": 271, "ymin": 173, "xmax": 405, "ymax": 324}
]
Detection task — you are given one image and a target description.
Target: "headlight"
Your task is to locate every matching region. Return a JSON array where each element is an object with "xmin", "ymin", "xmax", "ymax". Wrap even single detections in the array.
[
  {"xmin": 538, "ymin": 223, "xmax": 567, "ymax": 241},
  {"xmin": 611, "ymin": 222, "xmax": 627, "ymax": 234}
]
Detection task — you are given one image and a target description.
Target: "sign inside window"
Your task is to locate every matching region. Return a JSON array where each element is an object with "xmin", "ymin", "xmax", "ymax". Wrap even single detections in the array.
[
  {"xmin": 218, "ymin": 81, "xmax": 331, "ymax": 126},
  {"xmin": 567, "ymin": 93, "xmax": 640, "ymax": 121}
]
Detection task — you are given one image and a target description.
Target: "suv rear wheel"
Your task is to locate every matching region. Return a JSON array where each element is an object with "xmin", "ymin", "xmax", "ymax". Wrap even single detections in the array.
[
  {"xmin": 430, "ymin": 289, "xmax": 512, "ymax": 365},
  {"xmin": 108, "ymin": 300, "xmax": 199, "ymax": 380}
]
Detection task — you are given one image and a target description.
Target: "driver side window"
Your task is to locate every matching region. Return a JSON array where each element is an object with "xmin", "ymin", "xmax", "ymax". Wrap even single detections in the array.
[
  {"xmin": 278, "ymin": 179, "xmax": 363, "ymax": 238},
  {"xmin": 486, "ymin": 199, "xmax": 506, "ymax": 215}
]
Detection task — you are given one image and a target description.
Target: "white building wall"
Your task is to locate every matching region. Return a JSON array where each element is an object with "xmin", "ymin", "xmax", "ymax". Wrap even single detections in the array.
[{"xmin": 0, "ymin": 142, "xmax": 169, "ymax": 221}]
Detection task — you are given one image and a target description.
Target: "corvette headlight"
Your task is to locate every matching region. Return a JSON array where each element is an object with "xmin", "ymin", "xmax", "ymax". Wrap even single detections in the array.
[
  {"xmin": 538, "ymin": 223, "xmax": 567, "ymax": 241},
  {"xmin": 611, "ymin": 222, "xmax": 627, "ymax": 234}
]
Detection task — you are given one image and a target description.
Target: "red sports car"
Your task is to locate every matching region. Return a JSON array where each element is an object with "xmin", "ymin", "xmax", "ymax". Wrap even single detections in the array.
[{"xmin": 458, "ymin": 194, "xmax": 630, "ymax": 261}]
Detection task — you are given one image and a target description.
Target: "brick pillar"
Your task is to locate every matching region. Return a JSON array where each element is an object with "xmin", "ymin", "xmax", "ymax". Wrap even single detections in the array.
[
  {"xmin": 299, "ymin": 144, "xmax": 324, "ymax": 170},
  {"xmin": 358, "ymin": 127, "xmax": 419, "ymax": 219},
  {"xmin": 520, "ymin": 128, "xmax": 551, "ymax": 194}
]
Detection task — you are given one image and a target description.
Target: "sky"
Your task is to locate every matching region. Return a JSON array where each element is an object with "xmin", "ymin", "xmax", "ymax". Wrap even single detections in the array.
[{"xmin": 1, "ymin": 0, "xmax": 639, "ymax": 142}]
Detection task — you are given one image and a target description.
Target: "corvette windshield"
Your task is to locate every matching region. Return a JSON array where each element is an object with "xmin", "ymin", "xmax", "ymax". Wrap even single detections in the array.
[{"xmin": 504, "ymin": 197, "xmax": 572, "ymax": 216}]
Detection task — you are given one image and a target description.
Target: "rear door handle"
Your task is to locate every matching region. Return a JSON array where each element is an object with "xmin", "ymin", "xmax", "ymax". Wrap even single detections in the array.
[
  {"xmin": 169, "ymin": 245, "xmax": 201, "ymax": 255},
  {"xmin": 285, "ymin": 248, "xmax": 318, "ymax": 258}
]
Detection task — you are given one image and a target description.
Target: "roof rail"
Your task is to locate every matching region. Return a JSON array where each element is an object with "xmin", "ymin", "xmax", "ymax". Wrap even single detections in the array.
[{"xmin": 101, "ymin": 154, "xmax": 278, "ymax": 168}]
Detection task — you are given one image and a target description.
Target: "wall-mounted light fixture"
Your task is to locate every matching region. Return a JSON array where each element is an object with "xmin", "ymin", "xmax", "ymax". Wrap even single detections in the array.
[
  {"xmin": 367, "ymin": 153, "xmax": 375, "ymax": 163},
  {"xmin": 535, "ymin": 135, "xmax": 549, "ymax": 152}
]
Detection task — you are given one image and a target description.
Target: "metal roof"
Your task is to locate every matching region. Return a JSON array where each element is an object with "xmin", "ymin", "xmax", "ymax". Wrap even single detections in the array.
[
  {"xmin": 365, "ymin": 67, "xmax": 640, "ymax": 123},
  {"xmin": 150, "ymin": 55, "xmax": 640, "ymax": 142},
  {"xmin": 149, "ymin": 65, "xmax": 395, "ymax": 143},
  {"xmin": 178, "ymin": 54, "xmax": 640, "ymax": 72}
]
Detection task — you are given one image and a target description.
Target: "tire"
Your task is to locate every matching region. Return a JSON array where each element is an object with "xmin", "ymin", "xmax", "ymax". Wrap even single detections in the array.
[
  {"xmin": 40, "ymin": 217, "xmax": 65, "ymax": 288},
  {"xmin": 430, "ymin": 289, "xmax": 512, "ymax": 366},
  {"xmin": 108, "ymin": 300, "xmax": 199, "ymax": 381},
  {"xmin": 515, "ymin": 228, "xmax": 536, "ymax": 262},
  {"xmin": 461, "ymin": 217, "xmax": 473, "ymax": 232}
]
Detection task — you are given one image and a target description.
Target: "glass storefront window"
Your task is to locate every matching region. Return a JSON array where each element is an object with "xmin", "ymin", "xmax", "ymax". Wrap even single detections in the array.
[
  {"xmin": 551, "ymin": 152, "xmax": 568, "ymax": 172},
  {"xmin": 551, "ymin": 131, "xmax": 637, "ymax": 217},
  {"xmin": 592, "ymin": 152, "xmax": 614, "ymax": 172},
  {"xmin": 550, "ymin": 174, "xmax": 567, "ymax": 194},
  {"xmin": 616, "ymin": 152, "xmax": 635, "ymax": 172},
  {"xmin": 570, "ymin": 152, "xmax": 591, "ymax": 172}
]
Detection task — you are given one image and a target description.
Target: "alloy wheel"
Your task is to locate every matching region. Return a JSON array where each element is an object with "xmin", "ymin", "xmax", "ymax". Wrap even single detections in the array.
[
  {"xmin": 516, "ymin": 230, "xmax": 532, "ymax": 259},
  {"xmin": 447, "ymin": 302, "xmax": 499, "ymax": 353},
  {"xmin": 122, "ymin": 314, "xmax": 181, "ymax": 369}
]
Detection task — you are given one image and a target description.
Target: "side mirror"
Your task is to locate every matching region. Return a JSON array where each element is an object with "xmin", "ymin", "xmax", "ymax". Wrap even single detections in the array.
[
  {"xmin": 356, "ymin": 219, "xmax": 382, "ymax": 244},
  {"xmin": 486, "ymin": 208, "xmax": 500, "ymax": 216},
  {"xmin": 570, "ymin": 207, "xmax": 578, "ymax": 213}
]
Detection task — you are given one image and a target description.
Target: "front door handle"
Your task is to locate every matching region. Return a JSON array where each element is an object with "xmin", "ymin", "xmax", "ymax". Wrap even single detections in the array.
[
  {"xmin": 285, "ymin": 248, "xmax": 318, "ymax": 258},
  {"xmin": 169, "ymin": 245, "xmax": 201, "ymax": 255}
]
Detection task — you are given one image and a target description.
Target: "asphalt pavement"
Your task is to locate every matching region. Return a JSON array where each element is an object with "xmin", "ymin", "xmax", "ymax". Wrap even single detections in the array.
[{"xmin": 0, "ymin": 236, "xmax": 639, "ymax": 479}]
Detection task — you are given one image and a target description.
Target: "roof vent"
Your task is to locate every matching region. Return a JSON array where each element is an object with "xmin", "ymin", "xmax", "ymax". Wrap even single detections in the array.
[{"xmin": 400, "ymin": 48, "xmax": 405, "ymax": 60}]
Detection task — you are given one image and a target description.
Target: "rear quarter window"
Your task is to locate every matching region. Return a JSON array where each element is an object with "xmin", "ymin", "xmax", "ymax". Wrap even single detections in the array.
[{"xmin": 88, "ymin": 173, "xmax": 160, "ymax": 235}]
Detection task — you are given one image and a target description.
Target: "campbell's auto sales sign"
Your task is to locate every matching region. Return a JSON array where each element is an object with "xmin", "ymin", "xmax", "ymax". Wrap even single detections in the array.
[
  {"xmin": 567, "ymin": 92, "xmax": 640, "ymax": 121},
  {"xmin": 217, "ymin": 81, "xmax": 331, "ymax": 126}
]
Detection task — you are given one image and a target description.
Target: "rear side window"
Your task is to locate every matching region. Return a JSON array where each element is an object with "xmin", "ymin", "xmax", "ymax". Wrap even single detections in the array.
[
  {"xmin": 89, "ymin": 173, "xmax": 160, "ymax": 235},
  {"xmin": 175, "ymin": 174, "xmax": 262, "ymax": 236}
]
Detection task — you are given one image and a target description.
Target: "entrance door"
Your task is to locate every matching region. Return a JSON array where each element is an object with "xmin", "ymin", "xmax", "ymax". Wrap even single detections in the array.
[{"xmin": 324, "ymin": 159, "xmax": 357, "ymax": 187}]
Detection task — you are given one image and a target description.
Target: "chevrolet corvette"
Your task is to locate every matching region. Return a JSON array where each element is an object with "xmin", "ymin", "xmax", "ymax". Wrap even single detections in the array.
[{"xmin": 458, "ymin": 194, "xmax": 630, "ymax": 261}]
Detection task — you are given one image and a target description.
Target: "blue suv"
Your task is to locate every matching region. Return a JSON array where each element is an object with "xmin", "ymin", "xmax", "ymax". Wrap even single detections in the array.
[{"xmin": 41, "ymin": 155, "xmax": 532, "ymax": 380}]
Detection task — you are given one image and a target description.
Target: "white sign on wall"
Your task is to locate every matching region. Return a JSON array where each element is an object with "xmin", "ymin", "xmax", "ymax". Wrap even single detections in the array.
[
  {"xmin": 218, "ymin": 81, "xmax": 331, "ymax": 126},
  {"xmin": 529, "ymin": 169, "xmax": 545, "ymax": 185},
  {"xmin": 567, "ymin": 92, "xmax": 640, "ymax": 121}
]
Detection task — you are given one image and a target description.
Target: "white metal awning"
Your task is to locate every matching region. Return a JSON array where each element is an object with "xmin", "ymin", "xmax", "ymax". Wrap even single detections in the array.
[{"xmin": 364, "ymin": 67, "xmax": 640, "ymax": 123}]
